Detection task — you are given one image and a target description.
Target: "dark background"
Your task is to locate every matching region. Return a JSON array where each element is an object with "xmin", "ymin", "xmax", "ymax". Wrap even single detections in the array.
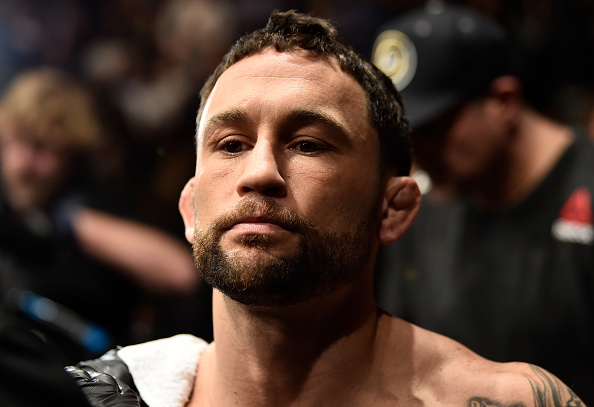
[{"xmin": 2, "ymin": 0, "xmax": 592, "ymax": 235}]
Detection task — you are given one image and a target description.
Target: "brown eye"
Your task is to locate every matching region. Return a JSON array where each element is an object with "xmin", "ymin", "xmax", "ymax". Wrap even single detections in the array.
[
  {"xmin": 297, "ymin": 141, "xmax": 320, "ymax": 153},
  {"xmin": 224, "ymin": 140, "xmax": 243, "ymax": 153}
]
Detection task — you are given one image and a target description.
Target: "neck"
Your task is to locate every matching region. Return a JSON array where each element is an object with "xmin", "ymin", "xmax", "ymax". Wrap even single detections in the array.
[
  {"xmin": 192, "ymin": 273, "xmax": 384, "ymax": 406},
  {"xmin": 473, "ymin": 109, "xmax": 573, "ymax": 210}
]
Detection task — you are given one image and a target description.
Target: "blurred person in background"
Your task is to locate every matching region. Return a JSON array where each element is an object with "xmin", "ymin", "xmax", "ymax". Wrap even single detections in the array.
[
  {"xmin": 372, "ymin": 1, "xmax": 594, "ymax": 402},
  {"xmin": 0, "ymin": 67, "xmax": 201, "ymax": 368},
  {"xmin": 77, "ymin": 0, "xmax": 238, "ymax": 267}
]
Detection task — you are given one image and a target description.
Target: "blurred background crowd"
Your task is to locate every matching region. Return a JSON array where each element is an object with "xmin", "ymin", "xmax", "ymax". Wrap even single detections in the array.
[
  {"xmin": 0, "ymin": 0, "xmax": 593, "ymax": 234},
  {"xmin": 1, "ymin": 0, "xmax": 594, "ymax": 375}
]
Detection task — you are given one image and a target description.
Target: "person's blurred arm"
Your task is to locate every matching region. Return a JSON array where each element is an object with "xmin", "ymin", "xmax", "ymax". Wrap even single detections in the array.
[{"xmin": 72, "ymin": 207, "xmax": 199, "ymax": 295}]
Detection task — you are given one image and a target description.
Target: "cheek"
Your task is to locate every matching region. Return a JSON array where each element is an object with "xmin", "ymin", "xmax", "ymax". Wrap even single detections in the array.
[
  {"xmin": 35, "ymin": 153, "xmax": 68, "ymax": 177},
  {"xmin": 0, "ymin": 145, "xmax": 26, "ymax": 175},
  {"xmin": 442, "ymin": 118, "xmax": 486, "ymax": 170},
  {"xmin": 194, "ymin": 165, "xmax": 234, "ymax": 225},
  {"xmin": 291, "ymin": 164, "xmax": 380, "ymax": 229}
]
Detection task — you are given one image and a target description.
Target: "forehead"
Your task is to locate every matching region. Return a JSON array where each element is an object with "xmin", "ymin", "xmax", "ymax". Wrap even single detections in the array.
[{"xmin": 198, "ymin": 48, "xmax": 371, "ymax": 137}]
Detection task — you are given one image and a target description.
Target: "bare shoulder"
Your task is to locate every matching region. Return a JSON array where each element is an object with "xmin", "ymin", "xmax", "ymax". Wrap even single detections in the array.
[{"xmin": 388, "ymin": 321, "xmax": 586, "ymax": 406}]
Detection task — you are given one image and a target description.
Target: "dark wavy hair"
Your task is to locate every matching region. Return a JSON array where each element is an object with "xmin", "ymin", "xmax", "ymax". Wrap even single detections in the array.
[{"xmin": 196, "ymin": 10, "xmax": 411, "ymax": 176}]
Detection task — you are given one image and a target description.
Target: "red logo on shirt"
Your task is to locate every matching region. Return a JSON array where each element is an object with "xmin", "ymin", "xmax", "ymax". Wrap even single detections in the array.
[
  {"xmin": 558, "ymin": 187, "xmax": 593, "ymax": 224},
  {"xmin": 552, "ymin": 187, "xmax": 594, "ymax": 245}
]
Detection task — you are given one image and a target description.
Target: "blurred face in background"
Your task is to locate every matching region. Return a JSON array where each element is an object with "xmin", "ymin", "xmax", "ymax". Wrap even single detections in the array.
[
  {"xmin": 0, "ymin": 120, "xmax": 73, "ymax": 212},
  {"xmin": 411, "ymin": 97, "xmax": 509, "ymax": 199}
]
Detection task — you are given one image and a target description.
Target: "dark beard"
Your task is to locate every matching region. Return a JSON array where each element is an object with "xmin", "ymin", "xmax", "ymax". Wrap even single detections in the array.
[{"xmin": 192, "ymin": 196, "xmax": 378, "ymax": 307}]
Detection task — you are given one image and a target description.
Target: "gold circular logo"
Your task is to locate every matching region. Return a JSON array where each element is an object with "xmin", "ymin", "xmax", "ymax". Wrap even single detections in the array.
[{"xmin": 371, "ymin": 30, "xmax": 417, "ymax": 91}]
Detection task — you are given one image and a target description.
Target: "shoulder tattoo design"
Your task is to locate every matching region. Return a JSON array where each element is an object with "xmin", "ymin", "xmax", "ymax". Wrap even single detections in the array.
[
  {"xmin": 524, "ymin": 365, "xmax": 582, "ymax": 407},
  {"xmin": 467, "ymin": 365, "xmax": 583, "ymax": 407}
]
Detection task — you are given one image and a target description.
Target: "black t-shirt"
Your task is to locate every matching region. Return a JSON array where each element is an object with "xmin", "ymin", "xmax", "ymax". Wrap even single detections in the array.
[{"xmin": 375, "ymin": 133, "xmax": 594, "ymax": 402}]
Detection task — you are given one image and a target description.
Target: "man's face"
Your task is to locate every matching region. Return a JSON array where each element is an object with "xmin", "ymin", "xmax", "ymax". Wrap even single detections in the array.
[
  {"xmin": 188, "ymin": 49, "xmax": 384, "ymax": 307},
  {"xmin": 0, "ymin": 120, "xmax": 72, "ymax": 212},
  {"xmin": 411, "ymin": 99, "xmax": 508, "ymax": 198}
]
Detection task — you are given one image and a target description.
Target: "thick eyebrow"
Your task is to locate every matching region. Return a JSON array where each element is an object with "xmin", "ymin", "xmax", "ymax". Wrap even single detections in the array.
[
  {"xmin": 282, "ymin": 109, "xmax": 350, "ymax": 138},
  {"xmin": 201, "ymin": 108, "xmax": 250, "ymax": 138}
]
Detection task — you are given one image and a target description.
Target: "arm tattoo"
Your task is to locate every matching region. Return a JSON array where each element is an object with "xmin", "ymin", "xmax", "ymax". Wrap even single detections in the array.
[
  {"xmin": 524, "ymin": 365, "xmax": 583, "ymax": 407},
  {"xmin": 468, "ymin": 398, "xmax": 524, "ymax": 407},
  {"xmin": 467, "ymin": 365, "xmax": 583, "ymax": 407}
]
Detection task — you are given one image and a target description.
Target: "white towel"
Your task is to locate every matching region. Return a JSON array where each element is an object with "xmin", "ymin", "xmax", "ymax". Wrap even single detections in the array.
[{"xmin": 118, "ymin": 334, "xmax": 209, "ymax": 407}]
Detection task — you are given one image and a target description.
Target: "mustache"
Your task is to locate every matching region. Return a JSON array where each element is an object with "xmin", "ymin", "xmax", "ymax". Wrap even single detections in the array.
[{"xmin": 206, "ymin": 196, "xmax": 313, "ymax": 234}]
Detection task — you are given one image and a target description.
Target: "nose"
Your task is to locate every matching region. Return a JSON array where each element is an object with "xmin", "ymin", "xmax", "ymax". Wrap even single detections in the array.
[{"xmin": 236, "ymin": 140, "xmax": 287, "ymax": 198}]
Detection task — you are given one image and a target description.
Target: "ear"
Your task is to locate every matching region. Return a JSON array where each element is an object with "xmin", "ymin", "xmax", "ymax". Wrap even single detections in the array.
[
  {"xmin": 379, "ymin": 176, "xmax": 422, "ymax": 245},
  {"xmin": 179, "ymin": 177, "xmax": 196, "ymax": 244}
]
